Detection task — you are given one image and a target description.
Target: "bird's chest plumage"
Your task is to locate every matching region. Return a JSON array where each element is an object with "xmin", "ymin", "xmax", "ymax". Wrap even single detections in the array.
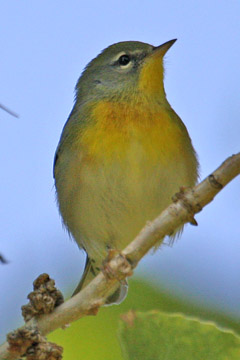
[{"xmin": 57, "ymin": 100, "xmax": 197, "ymax": 259}]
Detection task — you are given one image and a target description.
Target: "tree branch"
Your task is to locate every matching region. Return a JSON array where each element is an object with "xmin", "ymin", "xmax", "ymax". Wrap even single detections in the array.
[{"xmin": 0, "ymin": 152, "xmax": 239, "ymax": 360}]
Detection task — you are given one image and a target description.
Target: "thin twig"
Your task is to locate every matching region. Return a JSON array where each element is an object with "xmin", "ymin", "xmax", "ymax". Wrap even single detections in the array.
[
  {"xmin": 0, "ymin": 153, "xmax": 239, "ymax": 360},
  {"xmin": 0, "ymin": 103, "xmax": 19, "ymax": 118},
  {"xmin": 0, "ymin": 254, "xmax": 8, "ymax": 264}
]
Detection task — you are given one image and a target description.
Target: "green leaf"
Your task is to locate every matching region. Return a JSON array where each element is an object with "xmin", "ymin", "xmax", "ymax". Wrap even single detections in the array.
[
  {"xmin": 119, "ymin": 310, "xmax": 240, "ymax": 360},
  {"xmin": 48, "ymin": 279, "xmax": 240, "ymax": 359}
]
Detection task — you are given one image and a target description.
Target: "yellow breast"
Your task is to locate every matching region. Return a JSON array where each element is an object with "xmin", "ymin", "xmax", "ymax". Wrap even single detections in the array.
[
  {"xmin": 55, "ymin": 98, "xmax": 197, "ymax": 260},
  {"xmin": 79, "ymin": 99, "xmax": 189, "ymax": 165}
]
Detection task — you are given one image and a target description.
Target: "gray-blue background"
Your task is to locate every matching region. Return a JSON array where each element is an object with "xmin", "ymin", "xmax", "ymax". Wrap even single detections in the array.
[{"xmin": 1, "ymin": 1, "xmax": 239, "ymax": 341}]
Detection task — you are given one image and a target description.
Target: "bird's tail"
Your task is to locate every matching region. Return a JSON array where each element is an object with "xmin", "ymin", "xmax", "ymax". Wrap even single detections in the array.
[{"xmin": 72, "ymin": 256, "xmax": 128, "ymax": 305}]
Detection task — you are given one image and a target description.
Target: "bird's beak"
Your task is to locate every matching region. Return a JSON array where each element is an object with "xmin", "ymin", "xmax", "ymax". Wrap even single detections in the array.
[{"xmin": 152, "ymin": 39, "xmax": 177, "ymax": 57}]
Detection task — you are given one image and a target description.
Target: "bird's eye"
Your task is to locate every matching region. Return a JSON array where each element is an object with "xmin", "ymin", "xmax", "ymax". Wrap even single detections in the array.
[{"xmin": 118, "ymin": 54, "xmax": 131, "ymax": 66}]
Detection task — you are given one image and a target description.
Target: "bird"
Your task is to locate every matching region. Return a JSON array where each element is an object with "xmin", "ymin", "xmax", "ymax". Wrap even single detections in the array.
[{"xmin": 54, "ymin": 39, "xmax": 199, "ymax": 304}]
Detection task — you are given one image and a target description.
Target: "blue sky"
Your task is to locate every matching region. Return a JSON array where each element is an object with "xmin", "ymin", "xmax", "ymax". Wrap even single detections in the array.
[{"xmin": 0, "ymin": 1, "xmax": 240, "ymax": 340}]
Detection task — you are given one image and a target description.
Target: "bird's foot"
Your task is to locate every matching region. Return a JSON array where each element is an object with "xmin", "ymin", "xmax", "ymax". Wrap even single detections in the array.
[
  {"xmin": 102, "ymin": 249, "xmax": 133, "ymax": 282},
  {"xmin": 172, "ymin": 186, "xmax": 199, "ymax": 226}
]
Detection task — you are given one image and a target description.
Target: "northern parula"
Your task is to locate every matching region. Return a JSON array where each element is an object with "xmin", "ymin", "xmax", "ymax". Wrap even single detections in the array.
[{"xmin": 54, "ymin": 40, "xmax": 199, "ymax": 304}]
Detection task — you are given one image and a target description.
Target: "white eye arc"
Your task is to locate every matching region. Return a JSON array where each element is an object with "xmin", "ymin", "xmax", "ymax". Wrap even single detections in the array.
[
  {"xmin": 118, "ymin": 54, "xmax": 131, "ymax": 66},
  {"xmin": 112, "ymin": 52, "xmax": 133, "ymax": 70}
]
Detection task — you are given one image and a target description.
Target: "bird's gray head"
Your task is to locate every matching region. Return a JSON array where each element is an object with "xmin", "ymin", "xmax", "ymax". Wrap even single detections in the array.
[{"xmin": 75, "ymin": 40, "xmax": 176, "ymax": 104}]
